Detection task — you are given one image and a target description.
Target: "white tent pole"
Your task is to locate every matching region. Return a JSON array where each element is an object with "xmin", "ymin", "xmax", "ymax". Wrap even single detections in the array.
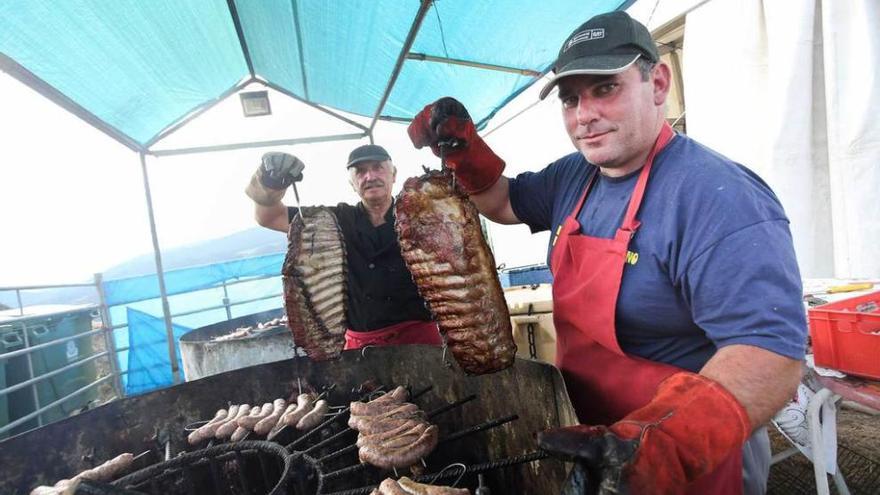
[{"xmin": 138, "ymin": 152, "xmax": 181, "ymax": 384}]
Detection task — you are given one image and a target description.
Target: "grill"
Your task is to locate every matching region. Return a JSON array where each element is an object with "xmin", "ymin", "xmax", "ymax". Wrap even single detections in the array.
[{"xmin": 0, "ymin": 345, "xmax": 578, "ymax": 494}]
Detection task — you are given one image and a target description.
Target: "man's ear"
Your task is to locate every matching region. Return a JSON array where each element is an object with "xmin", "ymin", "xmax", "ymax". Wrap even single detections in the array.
[{"xmin": 652, "ymin": 62, "xmax": 672, "ymax": 106}]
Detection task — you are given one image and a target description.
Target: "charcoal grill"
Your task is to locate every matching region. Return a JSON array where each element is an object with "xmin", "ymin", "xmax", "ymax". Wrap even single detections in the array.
[{"xmin": 0, "ymin": 345, "xmax": 578, "ymax": 494}]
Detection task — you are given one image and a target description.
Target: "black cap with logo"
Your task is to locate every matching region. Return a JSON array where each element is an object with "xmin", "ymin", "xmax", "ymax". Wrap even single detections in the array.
[
  {"xmin": 347, "ymin": 144, "xmax": 392, "ymax": 168},
  {"xmin": 539, "ymin": 11, "xmax": 659, "ymax": 100}
]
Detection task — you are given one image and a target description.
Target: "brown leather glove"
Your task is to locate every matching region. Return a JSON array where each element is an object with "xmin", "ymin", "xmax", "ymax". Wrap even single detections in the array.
[
  {"xmin": 539, "ymin": 372, "xmax": 751, "ymax": 495},
  {"xmin": 407, "ymin": 97, "xmax": 504, "ymax": 194},
  {"xmin": 245, "ymin": 152, "xmax": 305, "ymax": 206}
]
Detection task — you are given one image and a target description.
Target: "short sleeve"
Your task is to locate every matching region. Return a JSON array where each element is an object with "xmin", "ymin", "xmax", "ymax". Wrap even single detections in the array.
[
  {"xmin": 508, "ymin": 170, "xmax": 554, "ymax": 233},
  {"xmin": 683, "ymin": 220, "xmax": 808, "ymax": 360}
]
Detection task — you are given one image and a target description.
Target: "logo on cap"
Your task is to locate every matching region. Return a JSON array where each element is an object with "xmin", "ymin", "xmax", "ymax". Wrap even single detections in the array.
[{"xmin": 565, "ymin": 28, "xmax": 605, "ymax": 52}]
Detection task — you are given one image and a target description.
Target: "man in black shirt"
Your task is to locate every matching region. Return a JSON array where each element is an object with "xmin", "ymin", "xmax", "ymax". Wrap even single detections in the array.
[{"xmin": 245, "ymin": 144, "xmax": 440, "ymax": 350}]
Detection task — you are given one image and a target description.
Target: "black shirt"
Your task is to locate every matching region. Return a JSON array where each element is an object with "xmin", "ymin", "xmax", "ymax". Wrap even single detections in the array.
[{"xmin": 288, "ymin": 202, "xmax": 432, "ymax": 331}]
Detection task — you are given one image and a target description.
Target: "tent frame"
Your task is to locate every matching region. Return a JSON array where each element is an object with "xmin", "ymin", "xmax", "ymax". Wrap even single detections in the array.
[{"xmin": 0, "ymin": 0, "xmax": 565, "ymax": 387}]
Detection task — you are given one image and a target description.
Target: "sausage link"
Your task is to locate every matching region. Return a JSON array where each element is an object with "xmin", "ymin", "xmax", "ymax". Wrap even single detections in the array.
[
  {"xmin": 216, "ymin": 405, "xmax": 251, "ymax": 439},
  {"xmin": 187, "ymin": 408, "xmax": 228, "ymax": 445},
  {"xmin": 254, "ymin": 398, "xmax": 287, "ymax": 435},
  {"xmin": 230, "ymin": 426, "xmax": 250, "ymax": 442},
  {"xmin": 238, "ymin": 402, "xmax": 273, "ymax": 429},
  {"xmin": 296, "ymin": 399, "xmax": 329, "ymax": 430}
]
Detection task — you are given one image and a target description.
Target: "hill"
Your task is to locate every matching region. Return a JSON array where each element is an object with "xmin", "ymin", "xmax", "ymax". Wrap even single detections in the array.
[{"xmin": 0, "ymin": 227, "xmax": 286, "ymax": 308}]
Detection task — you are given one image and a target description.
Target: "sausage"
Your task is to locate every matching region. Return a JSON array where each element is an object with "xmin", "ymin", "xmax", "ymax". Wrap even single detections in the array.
[
  {"xmin": 283, "ymin": 207, "xmax": 348, "ymax": 360},
  {"xmin": 196, "ymin": 404, "xmax": 239, "ymax": 443},
  {"xmin": 376, "ymin": 478, "xmax": 409, "ymax": 495},
  {"xmin": 238, "ymin": 402, "xmax": 273, "ymax": 429},
  {"xmin": 356, "ymin": 419, "xmax": 424, "ymax": 448},
  {"xmin": 358, "ymin": 425, "xmax": 438, "ymax": 469},
  {"xmin": 283, "ymin": 393, "xmax": 315, "ymax": 425},
  {"xmin": 216, "ymin": 404, "xmax": 251, "ymax": 439},
  {"xmin": 76, "ymin": 453, "xmax": 135, "ymax": 481},
  {"xmin": 397, "ymin": 477, "xmax": 470, "ymax": 494},
  {"xmin": 351, "ymin": 399, "xmax": 413, "ymax": 417},
  {"xmin": 296, "ymin": 399, "xmax": 329, "ymax": 430},
  {"xmin": 395, "ymin": 170, "xmax": 516, "ymax": 374},
  {"xmin": 230, "ymin": 426, "xmax": 250, "ymax": 442},
  {"xmin": 187, "ymin": 408, "xmax": 228, "ymax": 445},
  {"xmin": 374, "ymin": 423, "xmax": 429, "ymax": 450},
  {"xmin": 349, "ymin": 403, "xmax": 421, "ymax": 432},
  {"xmin": 31, "ymin": 452, "xmax": 136, "ymax": 494},
  {"xmin": 254, "ymin": 398, "xmax": 287, "ymax": 435},
  {"xmin": 352, "ymin": 412, "xmax": 426, "ymax": 436},
  {"xmin": 373, "ymin": 386, "xmax": 408, "ymax": 403}
]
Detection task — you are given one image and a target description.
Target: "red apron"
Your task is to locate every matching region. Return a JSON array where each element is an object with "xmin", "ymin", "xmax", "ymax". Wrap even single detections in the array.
[
  {"xmin": 343, "ymin": 320, "xmax": 442, "ymax": 350},
  {"xmin": 550, "ymin": 123, "xmax": 742, "ymax": 494}
]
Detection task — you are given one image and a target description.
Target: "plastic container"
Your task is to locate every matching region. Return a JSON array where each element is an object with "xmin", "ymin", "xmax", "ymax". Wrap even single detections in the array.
[
  {"xmin": 505, "ymin": 284, "xmax": 557, "ymax": 364},
  {"xmin": 808, "ymin": 290, "xmax": 880, "ymax": 380}
]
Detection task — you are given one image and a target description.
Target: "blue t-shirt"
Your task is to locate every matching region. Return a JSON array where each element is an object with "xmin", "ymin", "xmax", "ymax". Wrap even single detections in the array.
[{"xmin": 508, "ymin": 134, "xmax": 807, "ymax": 372}]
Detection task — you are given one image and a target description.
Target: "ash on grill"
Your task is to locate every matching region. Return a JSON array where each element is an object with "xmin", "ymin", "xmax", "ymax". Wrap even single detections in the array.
[{"xmin": 101, "ymin": 383, "xmax": 549, "ymax": 495}]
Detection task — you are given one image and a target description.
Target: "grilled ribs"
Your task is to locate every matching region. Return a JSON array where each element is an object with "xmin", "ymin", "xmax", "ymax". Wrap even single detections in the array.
[
  {"xmin": 282, "ymin": 207, "xmax": 347, "ymax": 360},
  {"xmin": 395, "ymin": 170, "xmax": 516, "ymax": 374}
]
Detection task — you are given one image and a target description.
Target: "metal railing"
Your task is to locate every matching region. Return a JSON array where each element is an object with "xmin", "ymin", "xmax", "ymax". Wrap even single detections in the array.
[{"xmin": 0, "ymin": 271, "xmax": 284, "ymax": 438}]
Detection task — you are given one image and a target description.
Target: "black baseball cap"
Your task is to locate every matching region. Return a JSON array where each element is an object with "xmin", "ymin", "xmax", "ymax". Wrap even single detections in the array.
[
  {"xmin": 539, "ymin": 11, "xmax": 659, "ymax": 100},
  {"xmin": 346, "ymin": 144, "xmax": 392, "ymax": 168}
]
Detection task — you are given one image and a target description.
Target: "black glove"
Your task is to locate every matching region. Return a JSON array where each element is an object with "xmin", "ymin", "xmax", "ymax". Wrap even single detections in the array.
[{"xmin": 259, "ymin": 152, "xmax": 305, "ymax": 190}]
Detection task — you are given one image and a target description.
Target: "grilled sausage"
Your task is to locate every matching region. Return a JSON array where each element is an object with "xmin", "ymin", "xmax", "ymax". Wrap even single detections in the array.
[
  {"xmin": 238, "ymin": 402, "xmax": 273, "ymax": 429},
  {"xmin": 374, "ymin": 386, "xmax": 409, "ymax": 403},
  {"xmin": 76, "ymin": 452, "xmax": 134, "ymax": 481},
  {"xmin": 296, "ymin": 399, "xmax": 329, "ymax": 430},
  {"xmin": 255, "ymin": 398, "xmax": 288, "ymax": 435},
  {"xmin": 374, "ymin": 423, "xmax": 429, "ymax": 449},
  {"xmin": 187, "ymin": 408, "xmax": 228, "ymax": 445},
  {"xmin": 395, "ymin": 170, "xmax": 516, "ymax": 374},
  {"xmin": 230, "ymin": 426, "xmax": 250, "ymax": 442},
  {"xmin": 283, "ymin": 207, "xmax": 348, "ymax": 360},
  {"xmin": 217, "ymin": 404, "xmax": 251, "ymax": 439},
  {"xmin": 358, "ymin": 425, "xmax": 439, "ymax": 469},
  {"xmin": 349, "ymin": 403, "xmax": 421, "ymax": 432},
  {"xmin": 282, "ymin": 393, "xmax": 316, "ymax": 426},
  {"xmin": 376, "ymin": 478, "xmax": 409, "ymax": 495},
  {"xmin": 356, "ymin": 419, "xmax": 424, "ymax": 448},
  {"xmin": 196, "ymin": 404, "xmax": 239, "ymax": 442},
  {"xmin": 397, "ymin": 477, "xmax": 470, "ymax": 494}
]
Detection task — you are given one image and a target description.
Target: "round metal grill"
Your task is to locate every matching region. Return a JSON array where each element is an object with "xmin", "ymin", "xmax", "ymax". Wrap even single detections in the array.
[{"xmin": 112, "ymin": 441, "xmax": 291, "ymax": 495}]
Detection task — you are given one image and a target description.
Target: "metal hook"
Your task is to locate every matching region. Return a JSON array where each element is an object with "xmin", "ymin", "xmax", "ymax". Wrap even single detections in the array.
[
  {"xmin": 429, "ymin": 462, "xmax": 468, "ymax": 487},
  {"xmin": 441, "ymin": 344, "xmax": 453, "ymax": 368},
  {"xmin": 361, "ymin": 345, "xmax": 377, "ymax": 358}
]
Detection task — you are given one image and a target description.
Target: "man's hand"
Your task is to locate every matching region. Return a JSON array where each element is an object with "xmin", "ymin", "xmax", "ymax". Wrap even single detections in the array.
[
  {"xmin": 245, "ymin": 152, "xmax": 305, "ymax": 206},
  {"xmin": 538, "ymin": 372, "xmax": 750, "ymax": 494},
  {"xmin": 407, "ymin": 97, "xmax": 504, "ymax": 194}
]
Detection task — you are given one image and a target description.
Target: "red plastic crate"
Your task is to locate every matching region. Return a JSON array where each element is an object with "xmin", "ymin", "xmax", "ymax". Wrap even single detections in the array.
[{"xmin": 808, "ymin": 290, "xmax": 880, "ymax": 380}]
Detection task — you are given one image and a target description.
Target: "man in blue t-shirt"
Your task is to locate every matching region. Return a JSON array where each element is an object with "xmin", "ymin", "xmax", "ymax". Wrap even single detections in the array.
[{"xmin": 408, "ymin": 11, "xmax": 805, "ymax": 495}]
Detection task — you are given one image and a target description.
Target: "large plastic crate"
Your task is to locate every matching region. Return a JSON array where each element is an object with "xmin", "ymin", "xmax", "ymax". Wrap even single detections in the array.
[{"xmin": 808, "ymin": 290, "xmax": 880, "ymax": 380}]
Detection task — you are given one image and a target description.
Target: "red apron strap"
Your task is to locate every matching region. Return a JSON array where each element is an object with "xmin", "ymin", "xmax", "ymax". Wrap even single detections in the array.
[{"xmin": 620, "ymin": 123, "xmax": 675, "ymax": 233}]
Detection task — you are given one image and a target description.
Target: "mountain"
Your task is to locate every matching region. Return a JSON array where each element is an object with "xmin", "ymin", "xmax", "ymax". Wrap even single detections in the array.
[{"xmin": 0, "ymin": 227, "xmax": 287, "ymax": 308}]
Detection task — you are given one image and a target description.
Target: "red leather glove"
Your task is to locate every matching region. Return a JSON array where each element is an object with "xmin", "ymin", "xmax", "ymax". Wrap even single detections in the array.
[
  {"xmin": 538, "ymin": 372, "xmax": 751, "ymax": 495},
  {"xmin": 407, "ymin": 97, "xmax": 505, "ymax": 194}
]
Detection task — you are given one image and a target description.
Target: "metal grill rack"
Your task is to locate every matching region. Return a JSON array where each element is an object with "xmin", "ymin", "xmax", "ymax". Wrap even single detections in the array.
[{"xmin": 114, "ymin": 383, "xmax": 551, "ymax": 494}]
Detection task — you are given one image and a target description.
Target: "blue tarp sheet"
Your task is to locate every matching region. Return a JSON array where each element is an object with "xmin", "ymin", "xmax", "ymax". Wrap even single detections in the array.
[
  {"xmin": 125, "ymin": 308, "xmax": 190, "ymax": 396},
  {"xmin": 104, "ymin": 254, "xmax": 285, "ymax": 395},
  {"xmin": 0, "ymin": 0, "xmax": 630, "ymax": 149}
]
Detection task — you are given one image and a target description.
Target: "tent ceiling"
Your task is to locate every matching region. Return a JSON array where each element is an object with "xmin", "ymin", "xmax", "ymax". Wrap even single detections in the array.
[{"xmin": 0, "ymin": 0, "xmax": 630, "ymax": 152}]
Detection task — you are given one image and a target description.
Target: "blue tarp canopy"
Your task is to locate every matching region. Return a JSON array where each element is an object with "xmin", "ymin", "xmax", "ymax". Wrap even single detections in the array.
[{"xmin": 0, "ymin": 0, "xmax": 630, "ymax": 152}]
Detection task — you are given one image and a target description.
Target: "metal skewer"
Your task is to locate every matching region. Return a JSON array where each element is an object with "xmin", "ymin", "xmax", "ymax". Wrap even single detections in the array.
[{"xmin": 292, "ymin": 182, "xmax": 305, "ymax": 222}]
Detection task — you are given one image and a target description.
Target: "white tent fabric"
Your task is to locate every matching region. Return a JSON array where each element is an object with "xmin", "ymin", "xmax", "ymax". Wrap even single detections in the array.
[{"xmin": 682, "ymin": 0, "xmax": 880, "ymax": 278}]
